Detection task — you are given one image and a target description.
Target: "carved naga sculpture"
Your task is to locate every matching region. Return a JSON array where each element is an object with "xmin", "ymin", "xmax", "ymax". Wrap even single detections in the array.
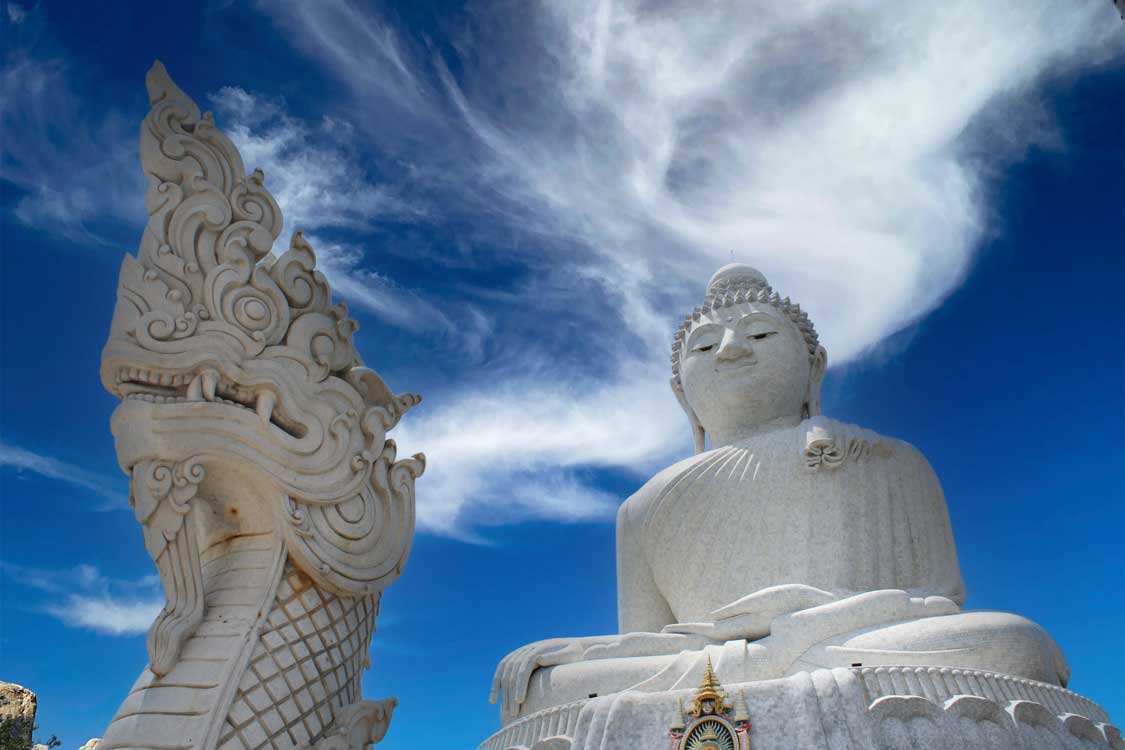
[{"xmin": 98, "ymin": 62, "xmax": 423, "ymax": 749}]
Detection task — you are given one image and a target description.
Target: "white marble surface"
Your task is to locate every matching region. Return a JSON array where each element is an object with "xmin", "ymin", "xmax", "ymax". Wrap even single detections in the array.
[
  {"xmin": 487, "ymin": 264, "xmax": 1094, "ymax": 747},
  {"xmin": 95, "ymin": 61, "xmax": 421, "ymax": 750},
  {"xmin": 481, "ymin": 666, "xmax": 1121, "ymax": 750}
]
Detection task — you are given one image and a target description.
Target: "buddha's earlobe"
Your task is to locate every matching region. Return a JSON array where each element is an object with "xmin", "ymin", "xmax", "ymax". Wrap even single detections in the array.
[
  {"xmin": 805, "ymin": 345, "xmax": 828, "ymax": 419},
  {"xmin": 671, "ymin": 378, "xmax": 707, "ymax": 454}
]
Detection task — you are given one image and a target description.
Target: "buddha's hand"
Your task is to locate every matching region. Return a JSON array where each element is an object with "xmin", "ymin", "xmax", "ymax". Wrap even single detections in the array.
[
  {"xmin": 769, "ymin": 589, "xmax": 961, "ymax": 653},
  {"xmin": 490, "ymin": 637, "xmax": 596, "ymax": 719},
  {"xmin": 581, "ymin": 632, "xmax": 712, "ymax": 661},
  {"xmin": 661, "ymin": 584, "xmax": 838, "ymax": 641},
  {"xmin": 490, "ymin": 632, "xmax": 711, "ymax": 719}
]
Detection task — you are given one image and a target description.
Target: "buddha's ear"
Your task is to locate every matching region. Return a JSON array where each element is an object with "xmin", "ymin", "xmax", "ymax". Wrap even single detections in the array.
[
  {"xmin": 671, "ymin": 378, "xmax": 707, "ymax": 454},
  {"xmin": 805, "ymin": 345, "xmax": 828, "ymax": 418}
]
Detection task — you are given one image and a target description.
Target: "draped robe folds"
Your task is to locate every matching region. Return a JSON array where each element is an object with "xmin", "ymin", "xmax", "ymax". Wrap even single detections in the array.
[
  {"xmin": 622, "ymin": 417, "xmax": 966, "ymax": 628},
  {"xmin": 508, "ymin": 418, "xmax": 1067, "ymax": 719}
]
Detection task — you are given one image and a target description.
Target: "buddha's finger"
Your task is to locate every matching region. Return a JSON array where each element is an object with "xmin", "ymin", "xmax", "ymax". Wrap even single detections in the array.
[
  {"xmin": 491, "ymin": 652, "xmax": 518, "ymax": 705},
  {"xmin": 513, "ymin": 656, "xmax": 539, "ymax": 706},
  {"xmin": 662, "ymin": 621, "xmax": 716, "ymax": 636},
  {"xmin": 501, "ymin": 654, "xmax": 522, "ymax": 715},
  {"xmin": 489, "ymin": 670, "xmax": 501, "ymax": 704},
  {"xmin": 710, "ymin": 614, "xmax": 769, "ymax": 641},
  {"xmin": 507, "ymin": 646, "xmax": 540, "ymax": 710},
  {"xmin": 491, "ymin": 652, "xmax": 517, "ymax": 703},
  {"xmin": 495, "ymin": 656, "xmax": 514, "ymax": 710}
]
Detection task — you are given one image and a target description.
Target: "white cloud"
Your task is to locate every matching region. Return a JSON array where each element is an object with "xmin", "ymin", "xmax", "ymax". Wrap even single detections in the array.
[
  {"xmin": 47, "ymin": 595, "xmax": 163, "ymax": 636},
  {"xmin": 6, "ymin": 2, "xmax": 1118, "ymax": 537},
  {"xmin": 258, "ymin": 0, "xmax": 1121, "ymax": 536},
  {"xmin": 6, "ymin": 2, "xmax": 27, "ymax": 24},
  {"xmin": 305, "ymin": 234, "xmax": 495, "ymax": 359},
  {"xmin": 0, "ymin": 38, "xmax": 486, "ymax": 347},
  {"xmin": 0, "ymin": 442, "xmax": 125, "ymax": 507},
  {"xmin": 439, "ymin": 0, "xmax": 1120, "ymax": 359},
  {"xmin": 395, "ymin": 357, "xmax": 685, "ymax": 535},
  {"xmin": 2, "ymin": 562, "xmax": 162, "ymax": 636},
  {"xmin": 207, "ymin": 86, "xmax": 425, "ymax": 236},
  {"xmin": 0, "ymin": 52, "xmax": 142, "ymax": 243},
  {"xmin": 204, "ymin": 89, "xmax": 502, "ymax": 356}
]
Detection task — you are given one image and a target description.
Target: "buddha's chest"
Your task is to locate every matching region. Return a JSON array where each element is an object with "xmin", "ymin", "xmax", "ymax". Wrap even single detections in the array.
[{"xmin": 634, "ymin": 445, "xmax": 867, "ymax": 621}]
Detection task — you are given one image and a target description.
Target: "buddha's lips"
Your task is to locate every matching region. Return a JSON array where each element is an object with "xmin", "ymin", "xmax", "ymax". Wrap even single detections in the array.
[{"xmin": 715, "ymin": 359, "xmax": 757, "ymax": 371}]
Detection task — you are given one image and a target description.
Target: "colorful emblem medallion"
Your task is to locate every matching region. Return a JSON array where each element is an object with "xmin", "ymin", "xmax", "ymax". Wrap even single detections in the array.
[{"xmin": 668, "ymin": 657, "xmax": 751, "ymax": 750}]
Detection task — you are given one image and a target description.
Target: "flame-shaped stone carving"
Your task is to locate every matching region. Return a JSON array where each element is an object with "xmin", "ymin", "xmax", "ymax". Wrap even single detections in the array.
[{"xmin": 98, "ymin": 61, "xmax": 423, "ymax": 749}]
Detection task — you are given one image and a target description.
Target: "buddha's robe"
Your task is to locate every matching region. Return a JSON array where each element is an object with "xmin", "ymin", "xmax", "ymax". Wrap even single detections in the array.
[
  {"xmin": 618, "ymin": 416, "xmax": 964, "ymax": 629},
  {"xmin": 513, "ymin": 418, "xmax": 1067, "ymax": 719}
]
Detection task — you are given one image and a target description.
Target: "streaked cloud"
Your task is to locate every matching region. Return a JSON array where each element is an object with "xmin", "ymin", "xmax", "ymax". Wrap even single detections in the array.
[
  {"xmin": 206, "ymin": 87, "xmax": 496, "ymax": 352},
  {"xmin": 257, "ymin": 0, "xmax": 1121, "ymax": 535},
  {"xmin": 0, "ymin": 441, "xmax": 125, "ymax": 508},
  {"xmin": 207, "ymin": 85, "xmax": 426, "ymax": 235},
  {"xmin": 1, "ymin": 561, "xmax": 162, "ymax": 636},
  {"xmin": 48, "ymin": 596, "xmax": 162, "ymax": 636},
  {"xmin": 4, "ymin": 1, "xmax": 1118, "ymax": 536},
  {"xmin": 394, "ymin": 358, "xmax": 683, "ymax": 536},
  {"xmin": 6, "ymin": 2, "xmax": 27, "ymax": 24},
  {"xmin": 0, "ymin": 55, "xmax": 142, "ymax": 244}
]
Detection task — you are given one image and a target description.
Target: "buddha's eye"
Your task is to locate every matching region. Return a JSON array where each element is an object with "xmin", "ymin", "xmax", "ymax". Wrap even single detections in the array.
[
  {"xmin": 749, "ymin": 331, "xmax": 777, "ymax": 341},
  {"xmin": 687, "ymin": 326, "xmax": 722, "ymax": 354}
]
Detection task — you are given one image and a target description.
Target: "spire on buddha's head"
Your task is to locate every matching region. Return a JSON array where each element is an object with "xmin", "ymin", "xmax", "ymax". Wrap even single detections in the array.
[{"xmin": 706, "ymin": 262, "xmax": 769, "ymax": 295}]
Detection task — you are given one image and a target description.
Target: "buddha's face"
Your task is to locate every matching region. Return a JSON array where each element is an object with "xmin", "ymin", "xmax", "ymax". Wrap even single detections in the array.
[{"xmin": 679, "ymin": 303, "xmax": 817, "ymax": 442}]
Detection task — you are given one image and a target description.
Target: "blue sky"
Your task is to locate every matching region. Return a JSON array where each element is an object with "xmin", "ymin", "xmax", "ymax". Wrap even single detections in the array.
[{"xmin": 1, "ymin": 0, "xmax": 1123, "ymax": 746}]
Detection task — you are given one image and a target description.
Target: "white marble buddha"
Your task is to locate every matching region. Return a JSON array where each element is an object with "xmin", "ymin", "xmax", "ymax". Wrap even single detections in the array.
[{"xmin": 490, "ymin": 263, "xmax": 1068, "ymax": 725}]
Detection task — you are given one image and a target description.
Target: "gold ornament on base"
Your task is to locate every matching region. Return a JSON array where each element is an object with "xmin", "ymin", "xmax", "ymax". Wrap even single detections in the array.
[{"xmin": 668, "ymin": 658, "xmax": 751, "ymax": 750}]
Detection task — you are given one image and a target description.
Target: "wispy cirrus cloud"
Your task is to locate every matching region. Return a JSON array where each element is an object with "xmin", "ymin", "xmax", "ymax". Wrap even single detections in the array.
[
  {"xmin": 50, "ymin": 595, "xmax": 161, "ymax": 636},
  {"xmin": 205, "ymin": 87, "xmax": 495, "ymax": 355},
  {"xmin": 0, "ymin": 56, "xmax": 142, "ymax": 243},
  {"xmin": 393, "ymin": 358, "xmax": 681, "ymax": 536},
  {"xmin": 255, "ymin": 0, "xmax": 1122, "ymax": 535},
  {"xmin": 0, "ymin": 441, "xmax": 125, "ymax": 508},
  {"xmin": 1, "ymin": 561, "xmax": 162, "ymax": 636},
  {"xmin": 0, "ymin": 17, "xmax": 486, "ymax": 351},
  {"xmin": 206, "ymin": 85, "xmax": 426, "ymax": 235},
  {"xmin": 5, "ymin": 1, "xmax": 1119, "ymax": 537}
]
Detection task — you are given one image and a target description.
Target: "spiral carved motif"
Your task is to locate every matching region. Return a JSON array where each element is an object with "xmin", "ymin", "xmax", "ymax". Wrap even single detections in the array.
[{"xmin": 99, "ymin": 61, "xmax": 424, "ymax": 749}]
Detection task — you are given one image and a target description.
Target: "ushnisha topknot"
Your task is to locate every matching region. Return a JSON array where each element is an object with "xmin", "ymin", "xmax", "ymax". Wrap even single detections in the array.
[{"xmin": 671, "ymin": 262, "xmax": 820, "ymax": 389}]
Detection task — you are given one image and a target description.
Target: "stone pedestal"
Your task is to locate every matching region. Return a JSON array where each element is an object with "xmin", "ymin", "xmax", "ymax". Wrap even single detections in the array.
[{"xmin": 478, "ymin": 667, "xmax": 1121, "ymax": 750}]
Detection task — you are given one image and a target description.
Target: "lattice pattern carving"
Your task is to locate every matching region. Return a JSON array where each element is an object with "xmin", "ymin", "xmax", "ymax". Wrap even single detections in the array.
[{"xmin": 218, "ymin": 562, "xmax": 379, "ymax": 750}]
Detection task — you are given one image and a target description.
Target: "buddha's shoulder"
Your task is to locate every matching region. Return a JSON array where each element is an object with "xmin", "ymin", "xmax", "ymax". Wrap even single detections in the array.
[
  {"xmin": 618, "ymin": 449, "xmax": 721, "ymax": 527},
  {"xmin": 801, "ymin": 415, "xmax": 931, "ymax": 467},
  {"xmin": 619, "ymin": 418, "xmax": 938, "ymax": 524}
]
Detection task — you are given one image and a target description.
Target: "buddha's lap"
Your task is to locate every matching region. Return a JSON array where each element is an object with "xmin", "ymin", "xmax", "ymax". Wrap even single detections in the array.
[
  {"xmin": 521, "ymin": 653, "xmax": 684, "ymax": 717},
  {"xmin": 794, "ymin": 610, "xmax": 1066, "ymax": 686},
  {"xmin": 516, "ymin": 611, "xmax": 1065, "ymax": 719}
]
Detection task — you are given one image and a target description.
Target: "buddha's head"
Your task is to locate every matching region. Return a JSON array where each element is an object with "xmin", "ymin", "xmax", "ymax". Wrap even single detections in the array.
[{"xmin": 671, "ymin": 263, "xmax": 827, "ymax": 452}]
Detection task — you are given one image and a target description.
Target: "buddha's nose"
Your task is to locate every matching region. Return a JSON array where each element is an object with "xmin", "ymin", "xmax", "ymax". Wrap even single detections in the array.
[{"xmin": 715, "ymin": 330, "xmax": 753, "ymax": 361}]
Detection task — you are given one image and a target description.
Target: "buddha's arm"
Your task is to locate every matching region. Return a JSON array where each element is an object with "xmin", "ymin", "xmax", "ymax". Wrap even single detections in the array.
[
  {"xmin": 665, "ymin": 587, "xmax": 959, "ymax": 645},
  {"xmin": 616, "ymin": 498, "xmax": 675, "ymax": 633},
  {"xmin": 489, "ymin": 498, "xmax": 703, "ymax": 720},
  {"xmin": 662, "ymin": 584, "xmax": 838, "ymax": 640},
  {"xmin": 490, "ymin": 633, "xmax": 711, "ymax": 721}
]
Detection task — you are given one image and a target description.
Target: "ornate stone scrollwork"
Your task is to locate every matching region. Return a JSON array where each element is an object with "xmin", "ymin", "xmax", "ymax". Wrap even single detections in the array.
[
  {"xmin": 802, "ymin": 416, "xmax": 894, "ymax": 470},
  {"xmin": 97, "ymin": 61, "xmax": 424, "ymax": 749},
  {"xmin": 130, "ymin": 457, "xmax": 206, "ymax": 676}
]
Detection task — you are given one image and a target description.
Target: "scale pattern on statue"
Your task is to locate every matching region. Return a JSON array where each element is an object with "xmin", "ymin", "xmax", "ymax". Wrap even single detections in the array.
[{"xmin": 218, "ymin": 561, "xmax": 379, "ymax": 750}]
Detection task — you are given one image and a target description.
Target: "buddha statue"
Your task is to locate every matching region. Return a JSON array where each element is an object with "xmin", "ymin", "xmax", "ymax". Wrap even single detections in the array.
[{"xmin": 489, "ymin": 263, "xmax": 1069, "ymax": 725}]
